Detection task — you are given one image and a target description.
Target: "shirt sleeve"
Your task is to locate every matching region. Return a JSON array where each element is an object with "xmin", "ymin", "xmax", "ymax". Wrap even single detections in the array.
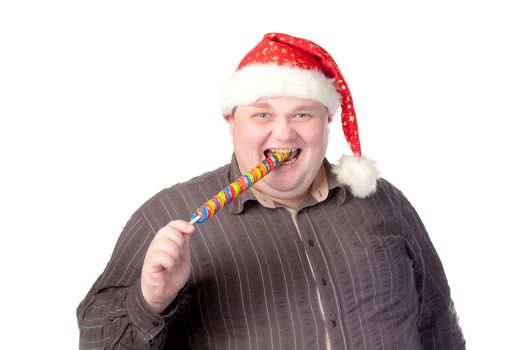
[
  {"xmin": 390, "ymin": 183, "xmax": 466, "ymax": 350},
  {"xmin": 76, "ymin": 211, "xmax": 177, "ymax": 349}
]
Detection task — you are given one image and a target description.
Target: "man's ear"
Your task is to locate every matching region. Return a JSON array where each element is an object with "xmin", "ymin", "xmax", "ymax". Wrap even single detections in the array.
[
  {"xmin": 328, "ymin": 113, "xmax": 334, "ymax": 124},
  {"xmin": 223, "ymin": 114, "xmax": 234, "ymax": 133}
]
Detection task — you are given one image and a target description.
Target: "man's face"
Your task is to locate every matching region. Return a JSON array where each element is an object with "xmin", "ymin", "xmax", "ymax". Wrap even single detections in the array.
[{"xmin": 225, "ymin": 97, "xmax": 333, "ymax": 206}]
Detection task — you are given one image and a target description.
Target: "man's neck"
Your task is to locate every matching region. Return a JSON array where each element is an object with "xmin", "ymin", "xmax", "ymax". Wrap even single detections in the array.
[
  {"xmin": 249, "ymin": 164, "xmax": 328, "ymax": 210},
  {"xmin": 267, "ymin": 191, "xmax": 310, "ymax": 210}
]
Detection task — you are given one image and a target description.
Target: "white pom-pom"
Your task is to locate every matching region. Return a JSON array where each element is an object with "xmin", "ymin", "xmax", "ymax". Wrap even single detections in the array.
[{"xmin": 333, "ymin": 154, "xmax": 380, "ymax": 198}]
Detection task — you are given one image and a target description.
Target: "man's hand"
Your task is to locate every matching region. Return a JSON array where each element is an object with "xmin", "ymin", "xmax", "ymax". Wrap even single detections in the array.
[{"xmin": 140, "ymin": 220, "xmax": 195, "ymax": 314}]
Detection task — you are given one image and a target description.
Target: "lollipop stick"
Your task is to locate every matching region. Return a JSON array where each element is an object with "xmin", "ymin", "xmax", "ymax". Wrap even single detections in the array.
[
  {"xmin": 189, "ymin": 216, "xmax": 200, "ymax": 225},
  {"xmin": 189, "ymin": 151, "xmax": 290, "ymax": 224}
]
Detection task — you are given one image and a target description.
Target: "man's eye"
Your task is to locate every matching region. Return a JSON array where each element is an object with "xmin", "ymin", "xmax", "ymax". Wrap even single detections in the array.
[
  {"xmin": 296, "ymin": 113, "xmax": 309, "ymax": 119},
  {"xmin": 257, "ymin": 113, "xmax": 269, "ymax": 119}
]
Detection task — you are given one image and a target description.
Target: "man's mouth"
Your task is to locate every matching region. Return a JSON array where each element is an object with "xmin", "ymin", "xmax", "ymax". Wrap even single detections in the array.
[{"xmin": 264, "ymin": 148, "xmax": 302, "ymax": 165}]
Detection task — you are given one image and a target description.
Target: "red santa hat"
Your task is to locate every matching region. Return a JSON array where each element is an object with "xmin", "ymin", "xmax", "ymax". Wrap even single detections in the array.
[{"xmin": 220, "ymin": 33, "xmax": 380, "ymax": 198}]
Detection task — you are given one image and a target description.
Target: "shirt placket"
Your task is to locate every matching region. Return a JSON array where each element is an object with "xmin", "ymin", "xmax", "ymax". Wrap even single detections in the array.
[{"xmin": 288, "ymin": 207, "xmax": 342, "ymax": 350}]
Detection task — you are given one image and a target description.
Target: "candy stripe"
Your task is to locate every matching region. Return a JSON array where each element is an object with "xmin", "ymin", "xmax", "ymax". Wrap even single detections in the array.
[
  {"xmin": 218, "ymin": 191, "xmax": 227, "ymax": 209},
  {"xmin": 246, "ymin": 172, "xmax": 255, "ymax": 184},
  {"xmin": 225, "ymin": 187, "xmax": 233, "ymax": 202},
  {"xmin": 253, "ymin": 167, "xmax": 262, "ymax": 180},
  {"xmin": 190, "ymin": 151, "xmax": 290, "ymax": 223},
  {"xmin": 243, "ymin": 174, "xmax": 252, "ymax": 188}
]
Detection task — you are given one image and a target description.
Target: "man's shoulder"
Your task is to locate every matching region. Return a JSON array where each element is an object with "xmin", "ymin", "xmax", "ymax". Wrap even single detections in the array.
[
  {"xmin": 170, "ymin": 163, "xmax": 231, "ymax": 190},
  {"xmin": 367, "ymin": 177, "xmax": 419, "ymax": 217},
  {"xmin": 153, "ymin": 163, "xmax": 230, "ymax": 201},
  {"xmin": 374, "ymin": 177, "xmax": 405, "ymax": 201},
  {"xmin": 343, "ymin": 176, "xmax": 412, "ymax": 211}
]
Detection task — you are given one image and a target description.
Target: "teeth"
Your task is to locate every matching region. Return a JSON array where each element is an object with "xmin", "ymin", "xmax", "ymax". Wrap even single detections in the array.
[
  {"xmin": 265, "ymin": 148, "xmax": 300, "ymax": 165},
  {"xmin": 282, "ymin": 157, "xmax": 298, "ymax": 165},
  {"xmin": 269, "ymin": 148, "xmax": 296, "ymax": 154}
]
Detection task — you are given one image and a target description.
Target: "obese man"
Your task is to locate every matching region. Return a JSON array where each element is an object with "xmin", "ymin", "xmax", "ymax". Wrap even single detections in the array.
[{"xmin": 77, "ymin": 33, "xmax": 465, "ymax": 350}]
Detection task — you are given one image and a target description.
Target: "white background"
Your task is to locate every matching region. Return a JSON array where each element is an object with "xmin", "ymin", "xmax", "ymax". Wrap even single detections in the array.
[{"xmin": 1, "ymin": 1, "xmax": 524, "ymax": 348}]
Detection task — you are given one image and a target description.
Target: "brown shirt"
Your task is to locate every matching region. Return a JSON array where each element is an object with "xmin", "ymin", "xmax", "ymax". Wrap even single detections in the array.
[{"xmin": 77, "ymin": 157, "xmax": 465, "ymax": 349}]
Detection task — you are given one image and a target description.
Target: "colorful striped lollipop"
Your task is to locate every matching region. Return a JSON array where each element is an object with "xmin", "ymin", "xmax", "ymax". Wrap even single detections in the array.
[{"xmin": 189, "ymin": 151, "xmax": 291, "ymax": 224}]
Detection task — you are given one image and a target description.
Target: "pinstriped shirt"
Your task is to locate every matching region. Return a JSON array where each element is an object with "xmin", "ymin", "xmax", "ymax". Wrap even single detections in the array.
[{"xmin": 77, "ymin": 157, "xmax": 465, "ymax": 349}]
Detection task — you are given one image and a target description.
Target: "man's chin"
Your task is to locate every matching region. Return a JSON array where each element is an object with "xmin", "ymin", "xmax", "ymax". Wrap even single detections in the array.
[{"xmin": 260, "ymin": 178, "xmax": 307, "ymax": 196}]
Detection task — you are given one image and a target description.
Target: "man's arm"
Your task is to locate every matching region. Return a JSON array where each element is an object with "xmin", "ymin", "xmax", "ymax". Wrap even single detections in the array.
[
  {"xmin": 394, "ymin": 187, "xmax": 466, "ymax": 350},
  {"xmin": 76, "ymin": 211, "xmax": 194, "ymax": 349}
]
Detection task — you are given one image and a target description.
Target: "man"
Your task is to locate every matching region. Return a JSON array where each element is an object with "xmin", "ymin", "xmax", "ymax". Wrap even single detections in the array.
[{"xmin": 77, "ymin": 33, "xmax": 465, "ymax": 349}]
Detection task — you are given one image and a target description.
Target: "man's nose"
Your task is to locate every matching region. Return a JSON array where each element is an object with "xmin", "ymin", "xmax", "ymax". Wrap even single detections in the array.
[{"xmin": 272, "ymin": 118, "xmax": 296, "ymax": 140}]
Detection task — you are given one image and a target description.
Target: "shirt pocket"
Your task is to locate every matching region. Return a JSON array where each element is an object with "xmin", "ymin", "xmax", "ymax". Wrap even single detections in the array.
[{"xmin": 351, "ymin": 236, "xmax": 419, "ymax": 323}]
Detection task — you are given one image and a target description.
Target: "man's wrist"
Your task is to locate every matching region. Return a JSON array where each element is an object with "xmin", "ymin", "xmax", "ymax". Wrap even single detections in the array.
[{"xmin": 126, "ymin": 281, "xmax": 168, "ymax": 339}]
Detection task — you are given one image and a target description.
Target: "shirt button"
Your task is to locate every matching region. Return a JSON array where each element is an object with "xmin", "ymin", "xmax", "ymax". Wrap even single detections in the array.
[
  {"xmin": 308, "ymin": 239, "xmax": 315, "ymax": 247},
  {"xmin": 321, "ymin": 278, "xmax": 327, "ymax": 286},
  {"xmin": 152, "ymin": 321, "xmax": 160, "ymax": 327},
  {"xmin": 330, "ymin": 319, "xmax": 337, "ymax": 328}
]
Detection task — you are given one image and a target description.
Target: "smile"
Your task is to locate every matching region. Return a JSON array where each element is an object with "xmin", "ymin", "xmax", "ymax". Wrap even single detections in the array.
[{"xmin": 264, "ymin": 148, "xmax": 302, "ymax": 165}]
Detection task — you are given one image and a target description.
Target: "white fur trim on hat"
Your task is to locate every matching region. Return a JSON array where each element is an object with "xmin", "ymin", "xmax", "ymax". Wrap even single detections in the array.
[
  {"xmin": 220, "ymin": 64, "xmax": 341, "ymax": 115},
  {"xmin": 333, "ymin": 154, "xmax": 380, "ymax": 198}
]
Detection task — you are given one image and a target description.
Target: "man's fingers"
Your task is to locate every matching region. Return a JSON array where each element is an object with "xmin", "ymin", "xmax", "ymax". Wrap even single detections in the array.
[
  {"xmin": 156, "ymin": 227, "xmax": 185, "ymax": 248},
  {"xmin": 150, "ymin": 235, "xmax": 184, "ymax": 260},
  {"xmin": 166, "ymin": 220, "xmax": 196, "ymax": 236},
  {"xmin": 146, "ymin": 220, "xmax": 195, "ymax": 272},
  {"xmin": 140, "ymin": 220, "xmax": 195, "ymax": 314},
  {"xmin": 149, "ymin": 250, "xmax": 181, "ymax": 272}
]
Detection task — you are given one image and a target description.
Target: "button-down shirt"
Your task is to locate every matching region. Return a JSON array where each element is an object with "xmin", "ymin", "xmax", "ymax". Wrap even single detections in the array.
[{"xmin": 77, "ymin": 157, "xmax": 465, "ymax": 349}]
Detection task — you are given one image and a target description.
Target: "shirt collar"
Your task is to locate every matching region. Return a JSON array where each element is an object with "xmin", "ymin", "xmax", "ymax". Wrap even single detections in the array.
[{"xmin": 228, "ymin": 154, "xmax": 348, "ymax": 215}]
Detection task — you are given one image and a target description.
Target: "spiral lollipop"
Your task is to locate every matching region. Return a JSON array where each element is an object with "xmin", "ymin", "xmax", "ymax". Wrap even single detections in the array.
[{"xmin": 189, "ymin": 151, "xmax": 291, "ymax": 224}]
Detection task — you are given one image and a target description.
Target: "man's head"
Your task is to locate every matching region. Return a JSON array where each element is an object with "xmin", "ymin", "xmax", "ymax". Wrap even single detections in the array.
[
  {"xmin": 221, "ymin": 33, "xmax": 380, "ymax": 201},
  {"xmin": 225, "ymin": 96, "xmax": 332, "ymax": 207}
]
